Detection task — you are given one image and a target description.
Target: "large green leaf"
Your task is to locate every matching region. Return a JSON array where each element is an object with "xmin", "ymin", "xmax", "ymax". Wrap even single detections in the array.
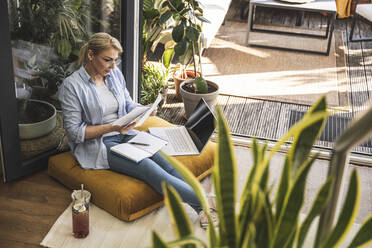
[
  {"xmin": 162, "ymin": 48, "xmax": 174, "ymax": 69},
  {"xmin": 251, "ymin": 111, "xmax": 328, "ymax": 220},
  {"xmin": 186, "ymin": 26, "xmax": 200, "ymax": 42},
  {"xmin": 161, "ymin": 154, "xmax": 218, "ymax": 242},
  {"xmin": 159, "ymin": 10, "xmax": 172, "ymax": 24},
  {"xmin": 273, "ymin": 156, "xmax": 316, "ymax": 248},
  {"xmin": 152, "ymin": 231, "xmax": 169, "ymax": 248},
  {"xmin": 161, "ymin": 182, "xmax": 194, "ymax": 246},
  {"xmin": 172, "ymin": 23, "xmax": 184, "ymax": 42},
  {"xmin": 174, "ymin": 39, "xmax": 189, "ymax": 56},
  {"xmin": 289, "ymin": 96, "xmax": 327, "ymax": 178},
  {"xmin": 255, "ymin": 190, "xmax": 274, "ymax": 248},
  {"xmin": 143, "ymin": 9, "xmax": 159, "ymax": 19},
  {"xmin": 167, "ymin": 235, "xmax": 208, "ymax": 248},
  {"xmin": 275, "ymin": 156, "xmax": 291, "ymax": 222},
  {"xmin": 321, "ymin": 170, "xmax": 360, "ymax": 248},
  {"xmin": 347, "ymin": 214, "xmax": 372, "ymax": 248},
  {"xmin": 211, "ymin": 171, "xmax": 221, "ymax": 246},
  {"xmin": 215, "ymin": 106, "xmax": 238, "ymax": 248},
  {"xmin": 296, "ymin": 177, "xmax": 333, "ymax": 248}
]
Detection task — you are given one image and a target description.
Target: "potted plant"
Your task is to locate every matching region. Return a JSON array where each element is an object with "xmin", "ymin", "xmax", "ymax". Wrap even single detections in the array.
[
  {"xmin": 141, "ymin": 62, "xmax": 169, "ymax": 108},
  {"xmin": 25, "ymin": 58, "xmax": 76, "ymax": 110},
  {"xmin": 160, "ymin": 0, "xmax": 219, "ymax": 116},
  {"xmin": 151, "ymin": 96, "xmax": 372, "ymax": 247}
]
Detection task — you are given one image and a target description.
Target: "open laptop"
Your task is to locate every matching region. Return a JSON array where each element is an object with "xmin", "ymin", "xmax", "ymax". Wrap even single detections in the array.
[{"xmin": 149, "ymin": 98, "xmax": 216, "ymax": 156}]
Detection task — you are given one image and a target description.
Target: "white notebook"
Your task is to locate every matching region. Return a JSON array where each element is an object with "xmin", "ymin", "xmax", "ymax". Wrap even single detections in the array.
[{"xmin": 110, "ymin": 131, "xmax": 167, "ymax": 163}]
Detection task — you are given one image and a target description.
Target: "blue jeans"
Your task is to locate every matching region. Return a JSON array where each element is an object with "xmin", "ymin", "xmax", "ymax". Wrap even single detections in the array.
[{"xmin": 103, "ymin": 134, "xmax": 202, "ymax": 213}]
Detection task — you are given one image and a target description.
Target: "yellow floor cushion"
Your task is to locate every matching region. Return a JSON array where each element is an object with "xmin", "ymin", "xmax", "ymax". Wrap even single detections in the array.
[{"xmin": 48, "ymin": 116, "xmax": 216, "ymax": 221}]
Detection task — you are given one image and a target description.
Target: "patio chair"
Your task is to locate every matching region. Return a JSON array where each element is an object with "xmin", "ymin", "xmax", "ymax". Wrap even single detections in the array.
[{"xmin": 349, "ymin": 0, "xmax": 372, "ymax": 42}]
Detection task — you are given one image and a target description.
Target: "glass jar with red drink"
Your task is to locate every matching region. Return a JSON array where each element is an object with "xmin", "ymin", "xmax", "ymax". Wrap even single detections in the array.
[{"xmin": 71, "ymin": 185, "xmax": 91, "ymax": 238}]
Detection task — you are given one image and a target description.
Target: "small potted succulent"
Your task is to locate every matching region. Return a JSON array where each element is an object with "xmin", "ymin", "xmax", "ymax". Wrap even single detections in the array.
[{"xmin": 160, "ymin": 0, "xmax": 219, "ymax": 117}]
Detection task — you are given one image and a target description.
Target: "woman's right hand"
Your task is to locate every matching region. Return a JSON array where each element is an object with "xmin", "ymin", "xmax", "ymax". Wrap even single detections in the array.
[{"xmin": 111, "ymin": 122, "xmax": 136, "ymax": 135}]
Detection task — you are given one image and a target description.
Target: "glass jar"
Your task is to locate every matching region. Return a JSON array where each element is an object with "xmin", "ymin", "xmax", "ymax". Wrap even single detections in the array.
[{"xmin": 71, "ymin": 186, "xmax": 91, "ymax": 238}]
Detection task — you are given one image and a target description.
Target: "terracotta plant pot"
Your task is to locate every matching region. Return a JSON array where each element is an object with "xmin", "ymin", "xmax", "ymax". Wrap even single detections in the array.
[
  {"xmin": 173, "ymin": 70, "xmax": 201, "ymax": 100},
  {"xmin": 180, "ymin": 80, "xmax": 219, "ymax": 119}
]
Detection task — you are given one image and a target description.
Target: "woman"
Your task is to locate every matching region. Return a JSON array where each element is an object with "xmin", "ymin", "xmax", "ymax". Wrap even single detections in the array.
[{"xmin": 59, "ymin": 33, "xmax": 215, "ymax": 227}]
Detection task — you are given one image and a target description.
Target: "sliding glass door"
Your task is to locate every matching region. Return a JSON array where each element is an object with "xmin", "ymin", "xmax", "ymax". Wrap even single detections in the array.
[{"xmin": 0, "ymin": 0, "xmax": 142, "ymax": 181}]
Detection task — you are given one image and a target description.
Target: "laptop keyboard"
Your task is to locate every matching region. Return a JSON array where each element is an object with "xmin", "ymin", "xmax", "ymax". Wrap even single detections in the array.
[{"xmin": 165, "ymin": 128, "xmax": 194, "ymax": 153}]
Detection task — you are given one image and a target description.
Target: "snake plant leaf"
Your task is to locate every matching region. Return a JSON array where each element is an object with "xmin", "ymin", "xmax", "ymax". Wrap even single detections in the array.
[
  {"xmin": 255, "ymin": 190, "xmax": 274, "ymax": 248},
  {"xmin": 211, "ymin": 171, "xmax": 220, "ymax": 247},
  {"xmin": 159, "ymin": 10, "xmax": 172, "ymax": 24},
  {"xmin": 215, "ymin": 106, "xmax": 238, "ymax": 248},
  {"xmin": 161, "ymin": 182, "xmax": 194, "ymax": 245},
  {"xmin": 321, "ymin": 170, "xmax": 360, "ymax": 248},
  {"xmin": 166, "ymin": 235, "xmax": 208, "ymax": 248},
  {"xmin": 239, "ymin": 139, "xmax": 264, "ymax": 219},
  {"xmin": 275, "ymin": 156, "xmax": 291, "ymax": 222},
  {"xmin": 296, "ymin": 177, "xmax": 333, "ymax": 248},
  {"xmin": 273, "ymin": 156, "xmax": 316, "ymax": 248},
  {"xmin": 161, "ymin": 153, "xmax": 218, "ymax": 241},
  {"xmin": 289, "ymin": 96, "xmax": 327, "ymax": 178},
  {"xmin": 172, "ymin": 23, "xmax": 184, "ymax": 42},
  {"xmin": 162, "ymin": 48, "xmax": 174, "ymax": 69},
  {"xmin": 240, "ymin": 139, "xmax": 259, "ymax": 205},
  {"xmin": 152, "ymin": 231, "xmax": 169, "ymax": 248},
  {"xmin": 347, "ymin": 214, "xmax": 372, "ymax": 248},
  {"xmin": 174, "ymin": 39, "xmax": 189, "ymax": 56}
]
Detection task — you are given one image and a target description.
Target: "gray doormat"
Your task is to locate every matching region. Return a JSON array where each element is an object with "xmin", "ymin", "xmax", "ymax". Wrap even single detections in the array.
[{"xmin": 288, "ymin": 110, "xmax": 372, "ymax": 148}]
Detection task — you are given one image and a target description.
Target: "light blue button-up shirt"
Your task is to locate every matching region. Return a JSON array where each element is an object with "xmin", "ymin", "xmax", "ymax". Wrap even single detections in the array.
[{"xmin": 59, "ymin": 66, "xmax": 138, "ymax": 169}]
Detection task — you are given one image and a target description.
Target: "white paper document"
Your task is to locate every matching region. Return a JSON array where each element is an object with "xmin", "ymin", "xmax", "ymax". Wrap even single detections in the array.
[
  {"xmin": 111, "ymin": 93, "xmax": 162, "ymax": 127},
  {"xmin": 112, "ymin": 106, "xmax": 149, "ymax": 127},
  {"xmin": 110, "ymin": 131, "xmax": 168, "ymax": 163},
  {"xmin": 135, "ymin": 93, "xmax": 162, "ymax": 127}
]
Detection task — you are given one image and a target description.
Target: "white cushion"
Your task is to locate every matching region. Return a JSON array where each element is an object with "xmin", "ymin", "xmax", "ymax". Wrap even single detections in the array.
[
  {"xmin": 199, "ymin": 0, "xmax": 232, "ymax": 48},
  {"xmin": 356, "ymin": 3, "xmax": 372, "ymax": 22}
]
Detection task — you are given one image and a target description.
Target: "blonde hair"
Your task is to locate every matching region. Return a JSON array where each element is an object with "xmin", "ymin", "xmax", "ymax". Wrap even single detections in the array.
[{"xmin": 78, "ymin": 32, "xmax": 123, "ymax": 67}]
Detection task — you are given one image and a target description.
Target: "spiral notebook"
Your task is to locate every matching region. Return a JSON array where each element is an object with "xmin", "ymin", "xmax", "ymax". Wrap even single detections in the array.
[{"xmin": 110, "ymin": 131, "xmax": 167, "ymax": 163}]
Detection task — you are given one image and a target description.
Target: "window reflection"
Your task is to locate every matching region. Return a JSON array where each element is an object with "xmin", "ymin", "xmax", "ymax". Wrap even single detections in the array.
[{"xmin": 8, "ymin": 0, "xmax": 121, "ymax": 161}]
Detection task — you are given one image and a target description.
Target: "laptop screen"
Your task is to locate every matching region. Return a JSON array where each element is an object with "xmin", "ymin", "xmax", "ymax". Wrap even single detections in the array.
[{"xmin": 185, "ymin": 98, "xmax": 216, "ymax": 152}]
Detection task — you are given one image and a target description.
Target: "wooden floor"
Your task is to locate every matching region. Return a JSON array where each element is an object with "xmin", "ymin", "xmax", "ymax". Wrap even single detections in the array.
[
  {"xmin": 0, "ymin": 170, "xmax": 70, "ymax": 247},
  {"xmin": 3, "ymin": 5, "xmax": 372, "ymax": 248}
]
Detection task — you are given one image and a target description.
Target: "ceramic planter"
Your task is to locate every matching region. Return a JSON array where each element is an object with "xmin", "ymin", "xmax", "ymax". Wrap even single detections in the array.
[
  {"xmin": 173, "ymin": 70, "xmax": 201, "ymax": 100},
  {"xmin": 180, "ymin": 80, "xmax": 219, "ymax": 119},
  {"xmin": 17, "ymin": 99, "xmax": 57, "ymax": 139}
]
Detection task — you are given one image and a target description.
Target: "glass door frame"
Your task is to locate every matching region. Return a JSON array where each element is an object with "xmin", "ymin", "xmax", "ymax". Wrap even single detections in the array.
[{"xmin": 0, "ymin": 0, "xmax": 143, "ymax": 182}]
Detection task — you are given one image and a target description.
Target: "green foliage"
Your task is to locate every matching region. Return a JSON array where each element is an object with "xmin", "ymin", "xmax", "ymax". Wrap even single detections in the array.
[
  {"xmin": 141, "ymin": 63, "xmax": 169, "ymax": 105},
  {"xmin": 194, "ymin": 77, "xmax": 208, "ymax": 94},
  {"xmin": 142, "ymin": 0, "xmax": 172, "ymax": 64},
  {"xmin": 11, "ymin": 0, "xmax": 89, "ymax": 60},
  {"xmin": 151, "ymin": 96, "xmax": 372, "ymax": 248},
  {"xmin": 159, "ymin": 0, "xmax": 209, "ymax": 89}
]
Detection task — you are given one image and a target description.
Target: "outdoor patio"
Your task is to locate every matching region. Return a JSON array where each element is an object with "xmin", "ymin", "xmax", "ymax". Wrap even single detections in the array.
[
  {"xmin": 159, "ymin": 2, "xmax": 372, "ymax": 158},
  {"xmin": 2, "ymin": 2, "xmax": 372, "ymax": 247}
]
